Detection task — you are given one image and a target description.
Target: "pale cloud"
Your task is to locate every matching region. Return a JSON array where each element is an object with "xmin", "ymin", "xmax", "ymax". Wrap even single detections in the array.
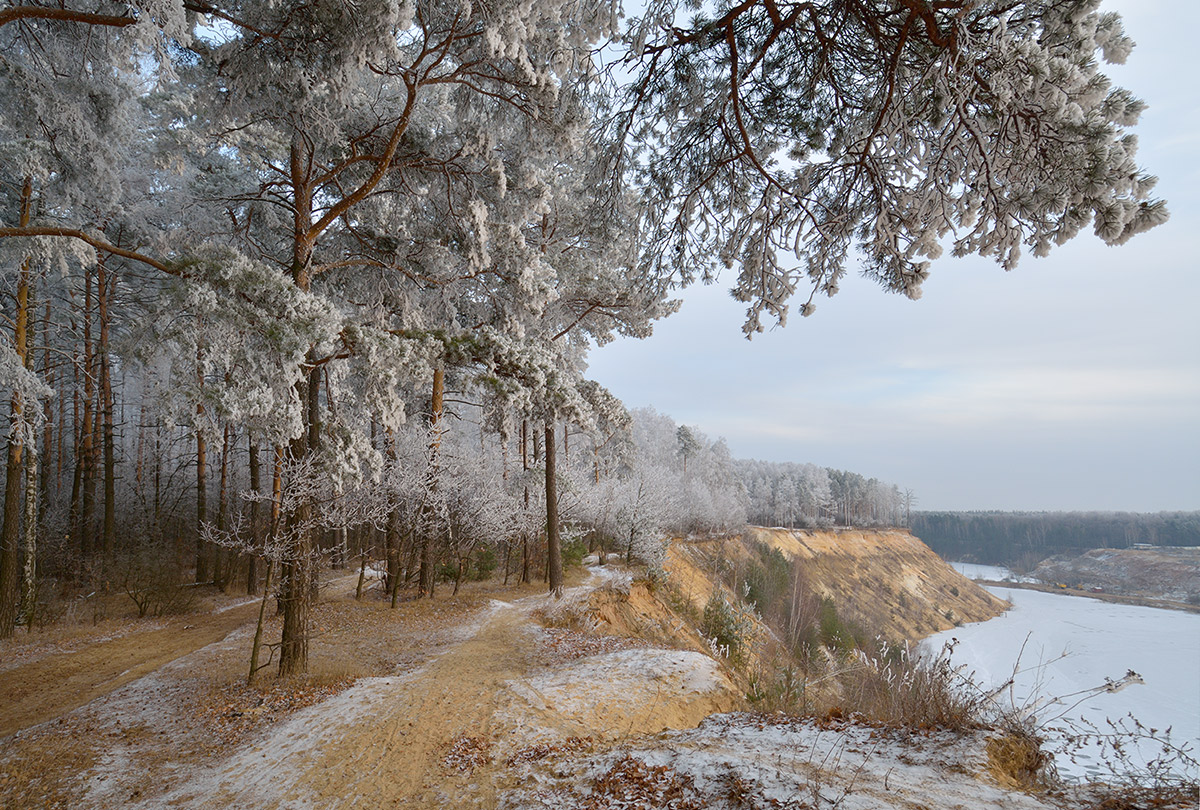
[{"xmin": 886, "ymin": 366, "xmax": 1200, "ymax": 430}]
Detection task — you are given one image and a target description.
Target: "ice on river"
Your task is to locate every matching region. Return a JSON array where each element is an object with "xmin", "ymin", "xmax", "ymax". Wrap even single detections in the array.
[
  {"xmin": 926, "ymin": 586, "xmax": 1200, "ymax": 781},
  {"xmin": 951, "ymin": 561, "xmax": 1037, "ymax": 583}
]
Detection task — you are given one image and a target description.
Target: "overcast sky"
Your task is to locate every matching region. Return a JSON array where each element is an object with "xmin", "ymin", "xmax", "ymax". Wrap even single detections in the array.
[{"xmin": 586, "ymin": 0, "xmax": 1200, "ymax": 512}]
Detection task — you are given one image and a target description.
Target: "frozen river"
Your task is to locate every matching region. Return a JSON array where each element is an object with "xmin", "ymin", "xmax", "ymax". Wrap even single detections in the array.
[{"xmin": 926, "ymin": 575, "xmax": 1200, "ymax": 781}]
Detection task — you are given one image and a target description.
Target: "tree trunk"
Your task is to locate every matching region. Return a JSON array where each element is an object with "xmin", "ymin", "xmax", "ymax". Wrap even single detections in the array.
[
  {"xmin": 278, "ymin": 364, "xmax": 319, "ymax": 677},
  {"xmin": 388, "ymin": 511, "xmax": 403, "ymax": 608},
  {"xmin": 383, "ymin": 427, "xmax": 401, "ymax": 603},
  {"xmin": 76, "ymin": 266, "xmax": 96, "ymax": 557},
  {"xmin": 153, "ymin": 428, "xmax": 161, "ymax": 524},
  {"xmin": 278, "ymin": 136, "xmax": 318, "ymax": 677},
  {"xmin": 520, "ymin": 419, "xmax": 531, "ymax": 584},
  {"xmin": 215, "ymin": 421, "xmax": 231, "ymax": 591},
  {"xmin": 97, "ymin": 257, "xmax": 116, "ymax": 557},
  {"xmin": 19, "ymin": 277, "xmax": 39, "ymax": 628},
  {"xmin": 41, "ymin": 300, "xmax": 52, "ymax": 510},
  {"xmin": 20, "ymin": 435, "xmax": 37, "ymax": 629},
  {"xmin": 0, "ymin": 178, "xmax": 33, "ymax": 638},
  {"xmin": 246, "ymin": 440, "xmax": 260, "ymax": 595},
  {"xmin": 247, "ymin": 559, "xmax": 273, "ymax": 685},
  {"xmin": 544, "ymin": 419, "xmax": 563, "ymax": 598},
  {"xmin": 417, "ymin": 365, "xmax": 444, "ymax": 599},
  {"xmin": 195, "ymin": 345, "xmax": 209, "ymax": 583},
  {"xmin": 68, "ymin": 343, "xmax": 80, "ymax": 552},
  {"xmin": 88, "ymin": 371, "xmax": 101, "ymax": 563}
]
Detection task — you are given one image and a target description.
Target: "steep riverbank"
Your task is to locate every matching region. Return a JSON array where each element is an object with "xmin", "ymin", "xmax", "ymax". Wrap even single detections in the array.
[{"xmin": 676, "ymin": 526, "xmax": 1010, "ymax": 640}]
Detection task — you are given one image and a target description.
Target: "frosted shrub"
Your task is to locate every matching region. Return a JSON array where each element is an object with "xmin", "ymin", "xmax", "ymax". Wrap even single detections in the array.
[{"xmin": 702, "ymin": 590, "xmax": 750, "ymax": 666}]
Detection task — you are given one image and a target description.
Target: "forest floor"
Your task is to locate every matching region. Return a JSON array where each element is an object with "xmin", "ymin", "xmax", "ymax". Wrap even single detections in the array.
[
  {"xmin": 0, "ymin": 563, "xmax": 737, "ymax": 809},
  {"xmin": 3, "ymin": 559, "xmax": 1189, "ymax": 809}
]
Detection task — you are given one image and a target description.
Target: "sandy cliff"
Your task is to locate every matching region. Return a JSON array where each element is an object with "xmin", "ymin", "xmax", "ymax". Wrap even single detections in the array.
[{"xmin": 666, "ymin": 526, "xmax": 1008, "ymax": 642}]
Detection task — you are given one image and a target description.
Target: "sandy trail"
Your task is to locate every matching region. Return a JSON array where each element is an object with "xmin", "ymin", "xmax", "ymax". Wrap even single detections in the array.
[
  {"xmin": 152, "ymin": 590, "xmax": 571, "ymax": 809},
  {"xmin": 0, "ymin": 573, "xmax": 364, "ymax": 740},
  {"xmin": 149, "ymin": 567, "xmax": 721, "ymax": 809},
  {"xmin": 0, "ymin": 600, "xmax": 260, "ymax": 738}
]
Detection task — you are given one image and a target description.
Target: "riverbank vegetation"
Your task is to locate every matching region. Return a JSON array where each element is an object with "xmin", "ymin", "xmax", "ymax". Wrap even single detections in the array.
[{"xmin": 915, "ymin": 511, "xmax": 1200, "ymax": 570}]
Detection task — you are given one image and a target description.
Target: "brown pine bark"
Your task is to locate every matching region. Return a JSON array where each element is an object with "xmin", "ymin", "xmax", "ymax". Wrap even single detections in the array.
[
  {"xmin": 76, "ymin": 267, "xmax": 96, "ymax": 557},
  {"xmin": 273, "ymin": 86, "xmax": 418, "ymax": 671},
  {"xmin": 97, "ymin": 257, "xmax": 116, "ymax": 557},
  {"xmin": 278, "ymin": 368, "xmax": 318, "ymax": 677},
  {"xmin": 195, "ymin": 342, "xmax": 209, "ymax": 583},
  {"xmin": 0, "ymin": 177, "xmax": 33, "ymax": 637},
  {"xmin": 278, "ymin": 138, "xmax": 318, "ymax": 676},
  {"xmin": 544, "ymin": 419, "xmax": 563, "ymax": 598},
  {"xmin": 215, "ymin": 422, "xmax": 231, "ymax": 591},
  {"xmin": 246, "ymin": 440, "xmax": 260, "ymax": 595}
]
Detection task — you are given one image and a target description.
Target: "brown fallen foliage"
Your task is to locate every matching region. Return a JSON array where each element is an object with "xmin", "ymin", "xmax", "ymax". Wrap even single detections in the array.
[
  {"xmin": 506, "ymin": 736, "xmax": 594, "ymax": 766},
  {"xmin": 201, "ymin": 677, "xmax": 360, "ymax": 747},
  {"xmin": 442, "ymin": 735, "xmax": 494, "ymax": 774},
  {"xmin": 580, "ymin": 755, "xmax": 704, "ymax": 810},
  {"xmin": 537, "ymin": 627, "xmax": 649, "ymax": 665}
]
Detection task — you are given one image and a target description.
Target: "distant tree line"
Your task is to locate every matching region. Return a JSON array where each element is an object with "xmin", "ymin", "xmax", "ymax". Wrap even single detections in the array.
[
  {"xmin": 734, "ymin": 460, "xmax": 911, "ymax": 529},
  {"xmin": 912, "ymin": 511, "xmax": 1200, "ymax": 570}
]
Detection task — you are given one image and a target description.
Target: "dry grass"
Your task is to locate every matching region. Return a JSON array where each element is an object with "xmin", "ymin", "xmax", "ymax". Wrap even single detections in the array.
[
  {"xmin": 1079, "ymin": 782, "xmax": 1200, "ymax": 810},
  {"xmin": 536, "ymin": 627, "xmax": 649, "ymax": 665},
  {"xmin": 985, "ymin": 728, "xmax": 1050, "ymax": 791},
  {"xmin": 0, "ymin": 722, "xmax": 96, "ymax": 810},
  {"xmin": 833, "ymin": 640, "xmax": 984, "ymax": 732}
]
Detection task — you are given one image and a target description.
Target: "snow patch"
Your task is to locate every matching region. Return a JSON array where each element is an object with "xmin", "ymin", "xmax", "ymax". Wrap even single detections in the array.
[
  {"xmin": 498, "ymin": 647, "xmax": 736, "ymax": 745},
  {"xmin": 502, "ymin": 714, "xmax": 1059, "ymax": 809}
]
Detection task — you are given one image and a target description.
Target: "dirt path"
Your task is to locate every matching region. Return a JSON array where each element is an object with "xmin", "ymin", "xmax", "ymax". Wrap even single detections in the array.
[
  {"xmin": 4, "ymin": 567, "xmax": 738, "ymax": 809},
  {"xmin": 151, "ymin": 595, "xmax": 552, "ymax": 809},
  {"xmin": 0, "ymin": 599, "xmax": 260, "ymax": 738}
]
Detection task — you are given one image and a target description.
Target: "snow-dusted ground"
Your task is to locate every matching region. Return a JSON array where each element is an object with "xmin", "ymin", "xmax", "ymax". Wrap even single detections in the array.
[
  {"xmin": 926, "ymin": 586, "xmax": 1200, "ymax": 781},
  {"xmin": 952, "ymin": 561, "xmax": 1037, "ymax": 583},
  {"xmin": 503, "ymin": 714, "xmax": 1060, "ymax": 810}
]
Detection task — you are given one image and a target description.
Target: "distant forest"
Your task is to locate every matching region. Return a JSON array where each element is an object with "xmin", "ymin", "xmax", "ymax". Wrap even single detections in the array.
[
  {"xmin": 912, "ymin": 511, "xmax": 1200, "ymax": 571},
  {"xmin": 734, "ymin": 459, "xmax": 910, "ymax": 529}
]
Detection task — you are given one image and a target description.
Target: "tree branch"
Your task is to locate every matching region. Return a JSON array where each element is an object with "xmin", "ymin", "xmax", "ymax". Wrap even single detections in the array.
[
  {"xmin": 0, "ymin": 5, "xmax": 136, "ymax": 29},
  {"xmin": 0, "ymin": 226, "xmax": 176, "ymax": 275}
]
